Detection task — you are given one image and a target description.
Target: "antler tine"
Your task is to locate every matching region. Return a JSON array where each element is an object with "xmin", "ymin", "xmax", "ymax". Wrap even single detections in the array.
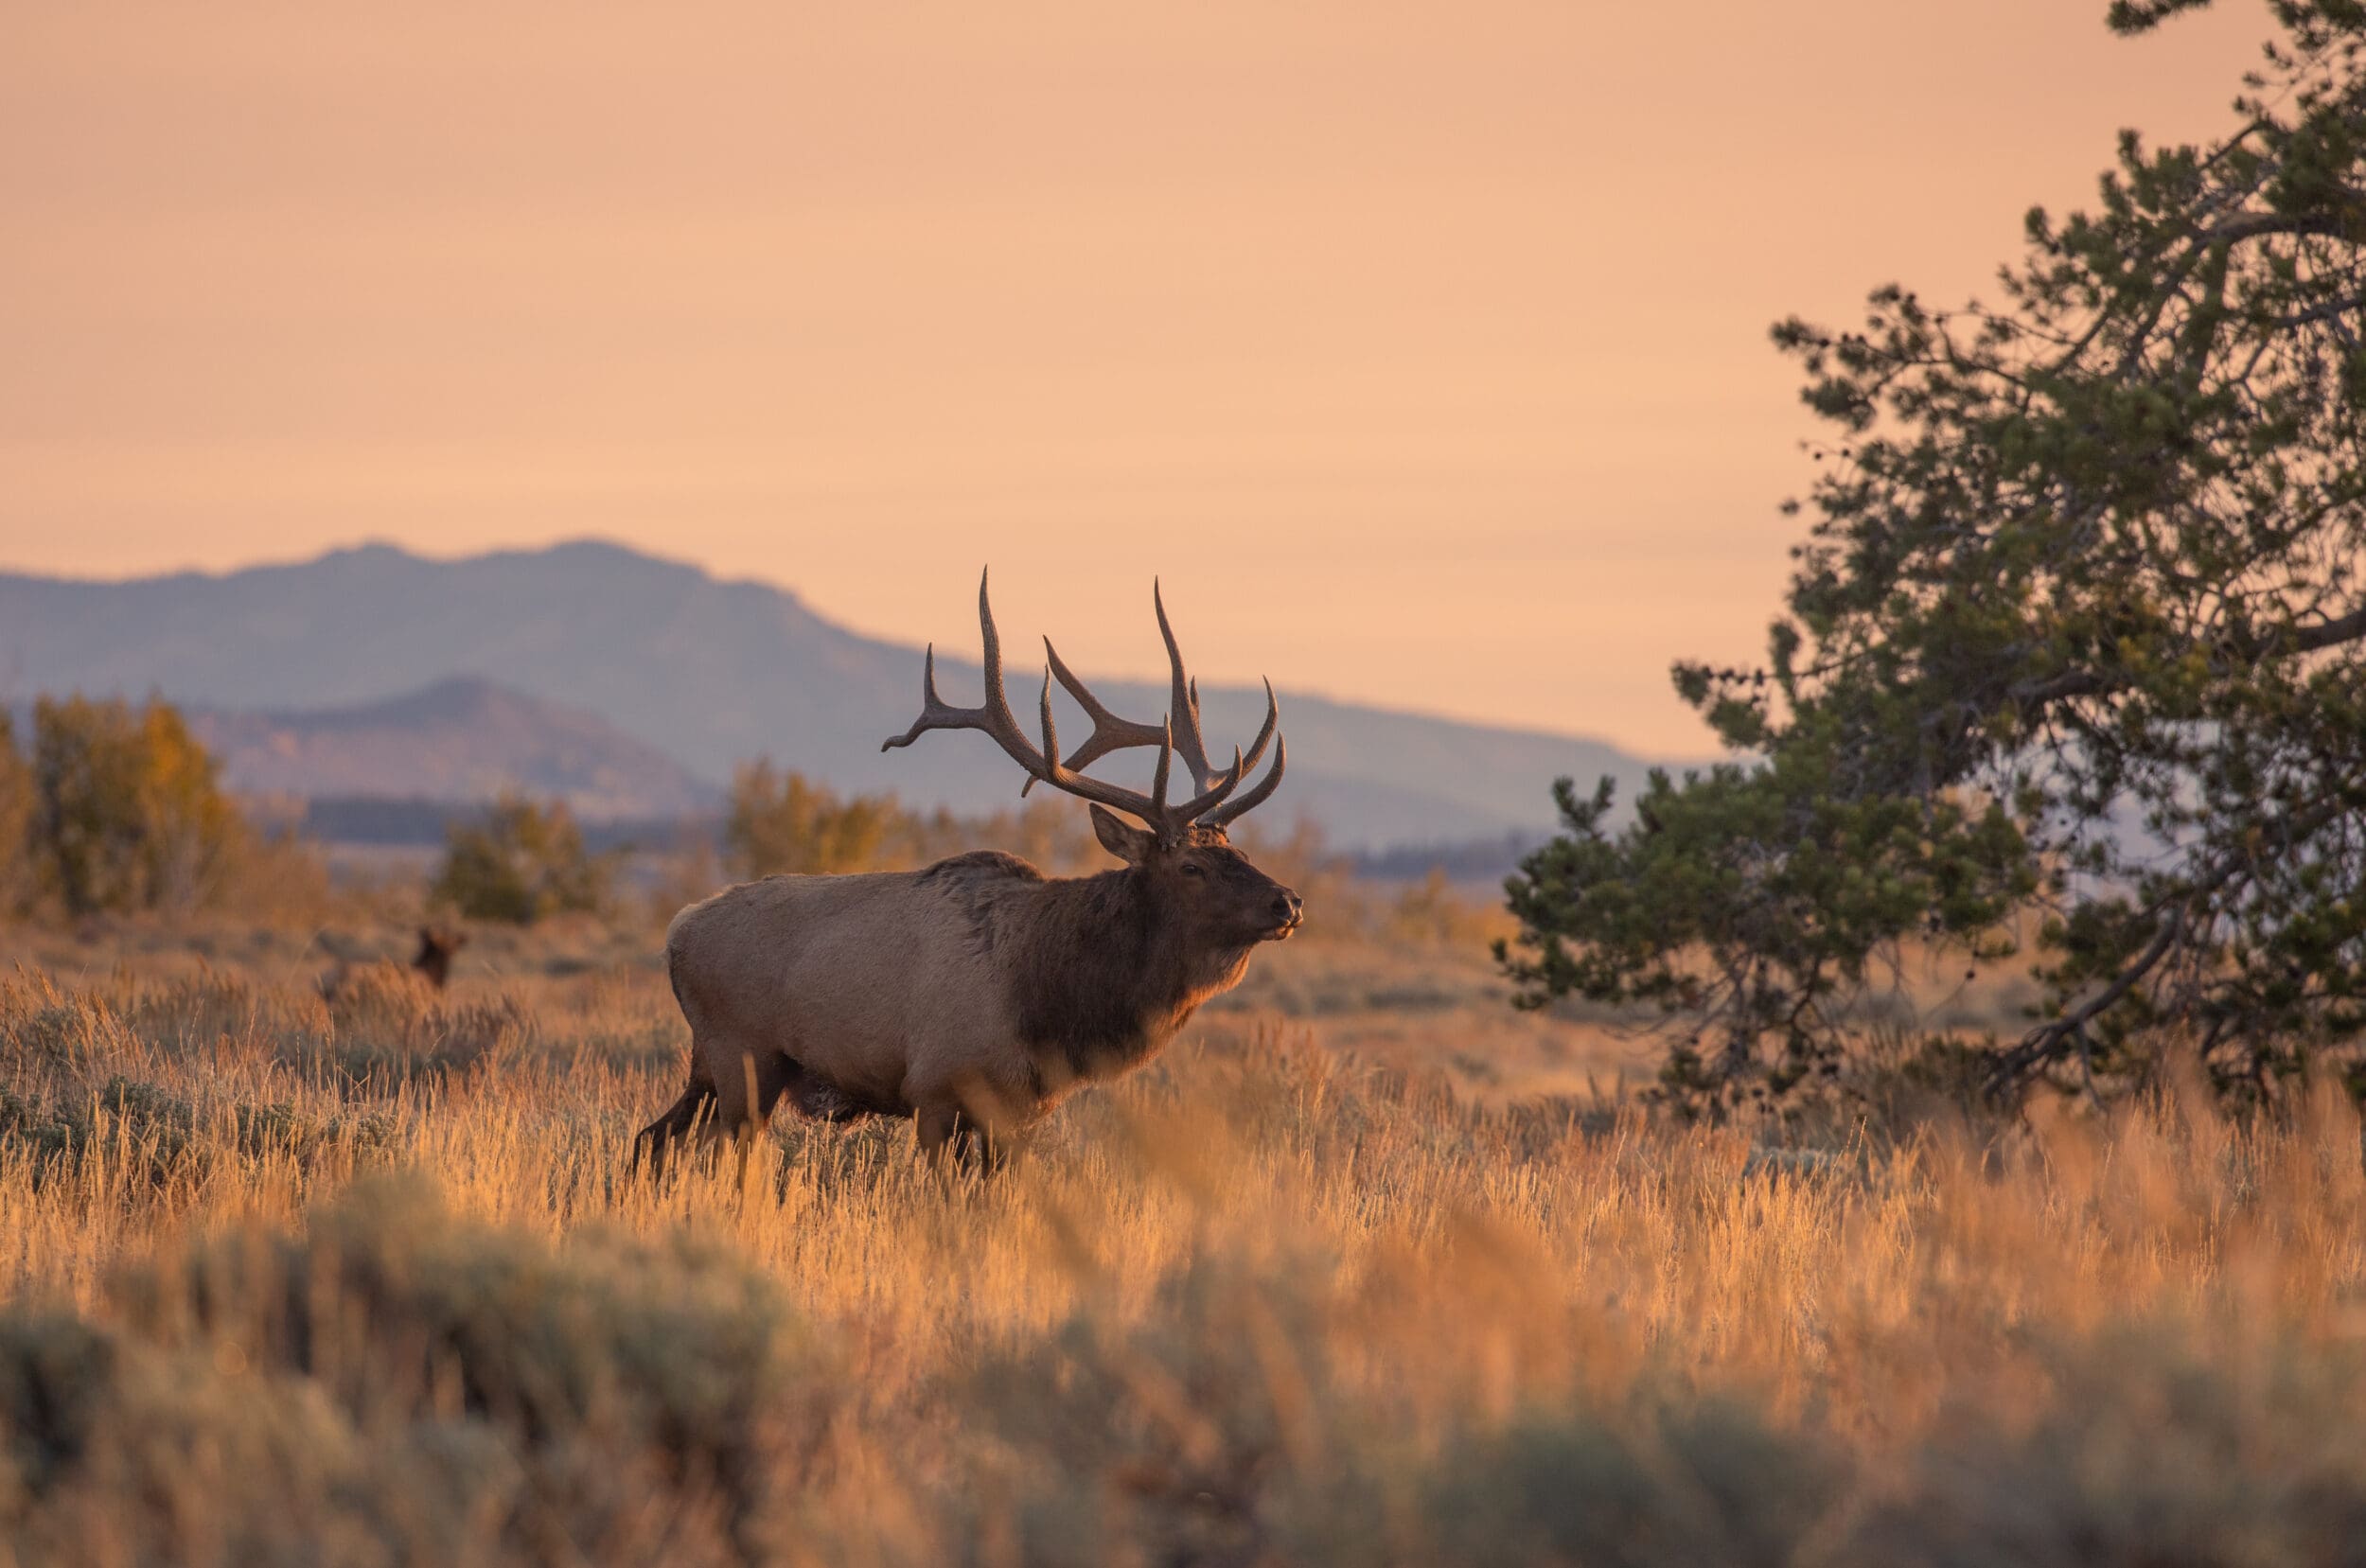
[
  {"xmin": 1021, "ymin": 636, "xmax": 1171, "ymax": 795},
  {"xmin": 883, "ymin": 569, "xmax": 1289, "ymax": 838},
  {"xmin": 1170, "ymin": 744, "xmax": 1245, "ymax": 824},
  {"xmin": 880, "ymin": 568, "xmax": 1051, "ymax": 783},
  {"xmin": 1033, "ymin": 586, "xmax": 1268, "ymax": 802},
  {"xmin": 1204, "ymin": 733, "xmax": 1286, "ymax": 831},
  {"xmin": 973, "ymin": 567, "xmax": 1024, "ymax": 736},
  {"xmin": 1154, "ymin": 579, "xmax": 1218, "ymax": 790},
  {"xmin": 879, "ymin": 643, "xmax": 951, "ymax": 750},
  {"xmin": 1230, "ymin": 678, "xmax": 1280, "ymax": 778},
  {"xmin": 1034, "ymin": 665, "xmax": 1175, "ymax": 825}
]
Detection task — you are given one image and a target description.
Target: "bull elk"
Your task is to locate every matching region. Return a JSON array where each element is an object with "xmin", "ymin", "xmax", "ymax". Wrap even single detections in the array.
[
  {"xmin": 413, "ymin": 925, "xmax": 468, "ymax": 988},
  {"xmin": 635, "ymin": 571, "xmax": 1298, "ymax": 1175},
  {"xmin": 316, "ymin": 925, "xmax": 468, "ymax": 1002}
]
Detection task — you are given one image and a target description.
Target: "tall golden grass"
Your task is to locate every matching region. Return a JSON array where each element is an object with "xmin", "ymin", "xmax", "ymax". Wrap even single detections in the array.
[{"xmin": 3, "ymin": 913, "xmax": 2364, "ymax": 1564}]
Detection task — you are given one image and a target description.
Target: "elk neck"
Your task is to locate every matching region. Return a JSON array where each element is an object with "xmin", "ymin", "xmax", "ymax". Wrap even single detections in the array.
[{"xmin": 1010, "ymin": 863, "xmax": 1255, "ymax": 1083}]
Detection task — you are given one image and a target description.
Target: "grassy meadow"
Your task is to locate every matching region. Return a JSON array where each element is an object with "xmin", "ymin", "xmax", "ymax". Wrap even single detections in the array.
[{"xmin": 3, "ymin": 877, "xmax": 2364, "ymax": 1566}]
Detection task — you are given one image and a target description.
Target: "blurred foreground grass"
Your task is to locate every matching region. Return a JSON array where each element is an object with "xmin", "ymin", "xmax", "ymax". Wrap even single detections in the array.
[{"xmin": 2, "ymin": 913, "xmax": 2363, "ymax": 1565}]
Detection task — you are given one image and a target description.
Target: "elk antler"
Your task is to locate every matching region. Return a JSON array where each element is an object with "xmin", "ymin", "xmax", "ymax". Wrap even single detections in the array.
[
  {"xmin": 1203, "ymin": 731, "xmax": 1286, "ymax": 831},
  {"xmin": 882, "ymin": 569, "xmax": 1287, "ymax": 840}
]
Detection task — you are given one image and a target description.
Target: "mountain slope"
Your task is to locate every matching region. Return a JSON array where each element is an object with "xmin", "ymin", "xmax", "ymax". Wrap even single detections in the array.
[
  {"xmin": 0, "ymin": 540, "xmax": 1676, "ymax": 847},
  {"xmin": 187, "ymin": 678, "xmax": 719, "ymax": 820}
]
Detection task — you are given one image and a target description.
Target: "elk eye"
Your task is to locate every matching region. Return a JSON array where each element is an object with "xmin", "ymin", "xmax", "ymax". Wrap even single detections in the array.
[{"xmin": 1180, "ymin": 861, "xmax": 1205, "ymax": 877}]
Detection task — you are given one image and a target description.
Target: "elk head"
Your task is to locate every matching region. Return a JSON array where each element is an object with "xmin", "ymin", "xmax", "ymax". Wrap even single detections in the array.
[
  {"xmin": 413, "ymin": 925, "xmax": 468, "ymax": 988},
  {"xmin": 882, "ymin": 570, "xmax": 1299, "ymax": 941},
  {"xmin": 1087, "ymin": 813, "xmax": 1304, "ymax": 945}
]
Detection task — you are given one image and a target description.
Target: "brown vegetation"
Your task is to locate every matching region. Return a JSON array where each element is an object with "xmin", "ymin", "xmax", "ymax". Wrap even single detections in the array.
[
  {"xmin": 431, "ymin": 792, "xmax": 616, "ymax": 925},
  {"xmin": 0, "ymin": 696, "xmax": 330, "ymax": 925},
  {"xmin": 3, "ymin": 892, "xmax": 2362, "ymax": 1563}
]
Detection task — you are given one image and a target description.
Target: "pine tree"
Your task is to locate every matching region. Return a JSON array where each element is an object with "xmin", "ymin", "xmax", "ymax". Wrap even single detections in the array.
[{"xmin": 1501, "ymin": 2, "xmax": 2366, "ymax": 1107}]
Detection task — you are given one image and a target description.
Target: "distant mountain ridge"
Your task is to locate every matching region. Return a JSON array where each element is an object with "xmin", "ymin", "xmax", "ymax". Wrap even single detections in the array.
[
  {"xmin": 186, "ymin": 677, "xmax": 719, "ymax": 820},
  {"xmin": 0, "ymin": 540, "xmax": 1674, "ymax": 848}
]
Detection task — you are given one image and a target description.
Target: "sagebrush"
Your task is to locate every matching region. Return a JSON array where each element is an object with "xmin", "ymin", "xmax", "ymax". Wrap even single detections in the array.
[{"xmin": 2, "ymin": 925, "xmax": 2363, "ymax": 1564}]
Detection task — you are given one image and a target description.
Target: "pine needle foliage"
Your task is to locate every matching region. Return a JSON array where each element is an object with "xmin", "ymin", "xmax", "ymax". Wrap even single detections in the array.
[{"xmin": 1503, "ymin": 2, "xmax": 2366, "ymax": 1108}]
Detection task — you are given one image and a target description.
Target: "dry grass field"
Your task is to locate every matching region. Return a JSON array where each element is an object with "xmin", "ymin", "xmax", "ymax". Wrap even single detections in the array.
[{"xmin": 4, "ymin": 887, "xmax": 2364, "ymax": 1565}]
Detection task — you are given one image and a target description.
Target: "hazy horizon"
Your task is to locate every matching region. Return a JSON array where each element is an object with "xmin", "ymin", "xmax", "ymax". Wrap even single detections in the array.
[
  {"xmin": 2, "ymin": 1, "xmax": 2269, "ymax": 753},
  {"xmin": 0, "ymin": 534, "xmax": 1692, "ymax": 752}
]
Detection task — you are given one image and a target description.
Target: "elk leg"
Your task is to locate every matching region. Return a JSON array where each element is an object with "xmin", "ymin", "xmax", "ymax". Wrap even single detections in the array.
[
  {"xmin": 705, "ymin": 1045, "xmax": 793, "ymax": 1153},
  {"xmin": 632, "ymin": 1079, "xmax": 715, "ymax": 1181},
  {"xmin": 978, "ymin": 1119, "xmax": 1028, "ymax": 1173},
  {"xmin": 639, "ymin": 1041, "xmax": 792, "ymax": 1181},
  {"xmin": 916, "ymin": 1101, "xmax": 964, "ymax": 1172},
  {"xmin": 704, "ymin": 1046, "xmax": 793, "ymax": 1195},
  {"xmin": 917, "ymin": 1102, "xmax": 1001, "ymax": 1179},
  {"xmin": 916, "ymin": 1096, "xmax": 1025, "ymax": 1177},
  {"xmin": 959, "ymin": 1076, "xmax": 1034, "ymax": 1173}
]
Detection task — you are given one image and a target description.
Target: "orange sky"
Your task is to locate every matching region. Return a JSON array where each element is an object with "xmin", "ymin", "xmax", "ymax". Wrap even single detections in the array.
[{"xmin": 0, "ymin": 2, "xmax": 2268, "ymax": 752}]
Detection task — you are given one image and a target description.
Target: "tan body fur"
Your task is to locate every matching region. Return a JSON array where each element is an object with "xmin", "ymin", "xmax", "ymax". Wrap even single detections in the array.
[
  {"xmin": 637, "ymin": 837, "xmax": 1284, "ymax": 1172},
  {"xmin": 636, "ymin": 569, "xmax": 1300, "ymax": 1172}
]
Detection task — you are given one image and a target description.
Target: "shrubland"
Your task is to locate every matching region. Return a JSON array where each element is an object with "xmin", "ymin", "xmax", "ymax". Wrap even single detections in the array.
[
  {"xmin": 0, "ymin": 697, "xmax": 328, "ymax": 926},
  {"xmin": 3, "ymin": 12, "xmax": 2358, "ymax": 1556},
  {"xmin": 2, "ymin": 897, "xmax": 2362, "ymax": 1565},
  {"xmin": 433, "ymin": 793, "xmax": 619, "ymax": 925}
]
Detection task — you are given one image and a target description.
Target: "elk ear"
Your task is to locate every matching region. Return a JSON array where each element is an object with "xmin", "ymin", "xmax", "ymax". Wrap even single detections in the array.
[{"xmin": 1088, "ymin": 804, "xmax": 1156, "ymax": 865}]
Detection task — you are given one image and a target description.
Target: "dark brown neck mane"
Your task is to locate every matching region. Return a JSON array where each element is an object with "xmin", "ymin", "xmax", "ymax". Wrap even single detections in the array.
[{"xmin": 1006, "ymin": 864, "xmax": 1254, "ymax": 1079}]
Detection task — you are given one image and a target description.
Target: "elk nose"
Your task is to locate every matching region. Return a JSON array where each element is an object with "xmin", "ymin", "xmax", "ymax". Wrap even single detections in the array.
[{"xmin": 1272, "ymin": 889, "xmax": 1303, "ymax": 923}]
